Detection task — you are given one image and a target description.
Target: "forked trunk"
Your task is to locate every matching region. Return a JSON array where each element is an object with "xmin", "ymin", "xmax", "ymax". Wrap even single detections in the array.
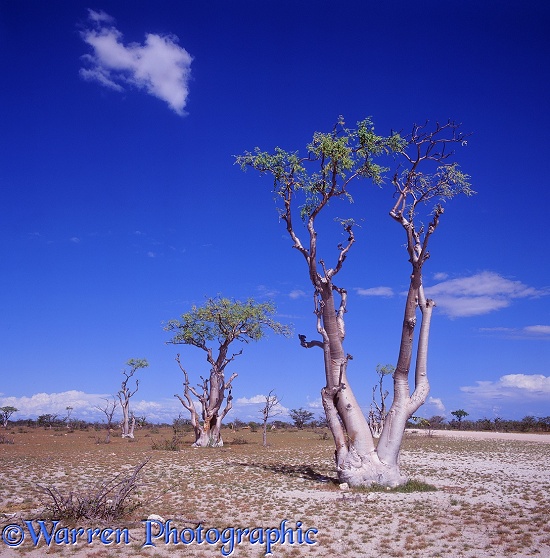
[{"xmin": 320, "ymin": 279, "xmax": 433, "ymax": 487}]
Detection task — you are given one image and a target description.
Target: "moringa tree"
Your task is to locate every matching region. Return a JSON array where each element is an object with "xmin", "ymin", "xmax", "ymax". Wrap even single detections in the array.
[
  {"xmin": 376, "ymin": 121, "xmax": 473, "ymax": 481},
  {"xmin": 368, "ymin": 364, "xmax": 394, "ymax": 438},
  {"xmin": 96, "ymin": 396, "xmax": 118, "ymax": 443},
  {"xmin": 451, "ymin": 409, "xmax": 469, "ymax": 429},
  {"xmin": 260, "ymin": 389, "xmax": 282, "ymax": 447},
  {"xmin": 238, "ymin": 118, "xmax": 404, "ymax": 485},
  {"xmin": 165, "ymin": 297, "xmax": 291, "ymax": 447},
  {"xmin": 118, "ymin": 358, "xmax": 149, "ymax": 439},
  {"xmin": 239, "ymin": 117, "xmax": 472, "ymax": 486},
  {"xmin": 289, "ymin": 407, "xmax": 315, "ymax": 430},
  {"xmin": 0, "ymin": 406, "xmax": 18, "ymax": 428}
]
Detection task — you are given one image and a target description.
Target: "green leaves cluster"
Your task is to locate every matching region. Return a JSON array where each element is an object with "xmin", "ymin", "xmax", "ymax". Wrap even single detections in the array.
[
  {"xmin": 236, "ymin": 117, "xmax": 405, "ymax": 222},
  {"xmin": 164, "ymin": 297, "xmax": 292, "ymax": 350}
]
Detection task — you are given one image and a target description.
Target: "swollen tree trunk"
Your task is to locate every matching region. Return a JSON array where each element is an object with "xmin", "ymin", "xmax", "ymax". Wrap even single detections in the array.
[
  {"xmin": 175, "ymin": 355, "xmax": 236, "ymax": 447},
  {"xmin": 120, "ymin": 401, "xmax": 134, "ymax": 439},
  {"xmin": 376, "ymin": 278, "xmax": 434, "ymax": 471},
  {"xmin": 313, "ymin": 284, "xmax": 406, "ymax": 487}
]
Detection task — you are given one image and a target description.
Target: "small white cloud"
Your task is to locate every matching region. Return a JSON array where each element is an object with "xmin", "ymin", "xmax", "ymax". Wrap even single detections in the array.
[
  {"xmin": 235, "ymin": 395, "xmax": 288, "ymax": 417},
  {"xmin": 236, "ymin": 395, "xmax": 268, "ymax": 405},
  {"xmin": 289, "ymin": 289, "xmax": 307, "ymax": 300},
  {"xmin": 147, "ymin": 251, "xmax": 156, "ymax": 258},
  {"xmin": 355, "ymin": 286, "xmax": 394, "ymax": 297},
  {"xmin": 87, "ymin": 9, "xmax": 115, "ymax": 25},
  {"xmin": 523, "ymin": 325, "xmax": 550, "ymax": 336},
  {"xmin": 70, "ymin": 237, "xmax": 80, "ymax": 243},
  {"xmin": 256, "ymin": 285, "xmax": 279, "ymax": 299},
  {"xmin": 479, "ymin": 325, "xmax": 550, "ymax": 339},
  {"xmin": 427, "ymin": 397, "xmax": 445, "ymax": 412},
  {"xmin": 433, "ymin": 272, "xmax": 449, "ymax": 281},
  {"xmin": 80, "ymin": 10, "xmax": 193, "ymax": 115},
  {"xmin": 461, "ymin": 373, "xmax": 550, "ymax": 400},
  {"xmin": 425, "ymin": 271, "xmax": 548, "ymax": 318},
  {"xmin": 306, "ymin": 398, "xmax": 323, "ymax": 409}
]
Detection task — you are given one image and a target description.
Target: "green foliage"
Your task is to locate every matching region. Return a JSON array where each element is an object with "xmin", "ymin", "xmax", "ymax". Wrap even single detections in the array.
[
  {"xmin": 451, "ymin": 409, "xmax": 469, "ymax": 422},
  {"xmin": 126, "ymin": 358, "xmax": 149, "ymax": 372},
  {"xmin": 0, "ymin": 406, "xmax": 18, "ymax": 426},
  {"xmin": 289, "ymin": 407, "xmax": 315, "ymax": 429},
  {"xmin": 356, "ymin": 479, "xmax": 437, "ymax": 493},
  {"xmin": 236, "ymin": 117, "xmax": 404, "ymax": 222},
  {"xmin": 164, "ymin": 296, "xmax": 292, "ymax": 349}
]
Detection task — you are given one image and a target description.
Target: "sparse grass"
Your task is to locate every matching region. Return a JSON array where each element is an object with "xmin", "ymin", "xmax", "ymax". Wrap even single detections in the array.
[{"xmin": 0, "ymin": 428, "xmax": 548, "ymax": 557}]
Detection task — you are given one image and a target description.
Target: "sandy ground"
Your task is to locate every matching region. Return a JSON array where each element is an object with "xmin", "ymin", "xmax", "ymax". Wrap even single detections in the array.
[
  {"xmin": 1, "ymin": 428, "xmax": 549, "ymax": 558},
  {"xmin": 409, "ymin": 428, "xmax": 550, "ymax": 443}
]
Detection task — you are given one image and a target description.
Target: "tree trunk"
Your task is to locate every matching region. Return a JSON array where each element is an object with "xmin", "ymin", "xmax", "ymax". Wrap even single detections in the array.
[{"xmin": 376, "ymin": 279, "xmax": 433, "ymax": 472}]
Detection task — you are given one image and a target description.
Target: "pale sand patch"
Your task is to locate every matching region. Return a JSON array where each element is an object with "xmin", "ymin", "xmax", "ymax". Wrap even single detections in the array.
[{"xmin": 411, "ymin": 428, "xmax": 550, "ymax": 443}]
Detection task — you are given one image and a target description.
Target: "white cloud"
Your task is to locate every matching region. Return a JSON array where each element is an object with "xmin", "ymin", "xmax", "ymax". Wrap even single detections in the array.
[
  {"xmin": 480, "ymin": 325, "xmax": 550, "ymax": 339},
  {"xmin": 427, "ymin": 397, "xmax": 446, "ymax": 412},
  {"xmin": 524, "ymin": 325, "xmax": 550, "ymax": 336},
  {"xmin": 306, "ymin": 398, "xmax": 323, "ymax": 409},
  {"xmin": 0, "ymin": 390, "xmax": 108, "ymax": 418},
  {"xmin": 0, "ymin": 390, "xmax": 181, "ymax": 423},
  {"xmin": 433, "ymin": 272, "xmax": 449, "ymax": 281},
  {"xmin": 236, "ymin": 395, "xmax": 268, "ymax": 405},
  {"xmin": 425, "ymin": 271, "xmax": 548, "ymax": 318},
  {"xmin": 234, "ymin": 394, "xmax": 289, "ymax": 418},
  {"xmin": 461, "ymin": 374, "xmax": 550, "ymax": 401},
  {"xmin": 355, "ymin": 286, "xmax": 394, "ymax": 297},
  {"xmin": 289, "ymin": 289, "xmax": 307, "ymax": 300},
  {"xmin": 80, "ymin": 10, "xmax": 193, "ymax": 115}
]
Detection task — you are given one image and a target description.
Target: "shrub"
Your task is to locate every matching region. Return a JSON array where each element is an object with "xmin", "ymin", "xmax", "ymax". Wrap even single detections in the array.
[{"xmin": 37, "ymin": 460, "xmax": 148, "ymax": 522}]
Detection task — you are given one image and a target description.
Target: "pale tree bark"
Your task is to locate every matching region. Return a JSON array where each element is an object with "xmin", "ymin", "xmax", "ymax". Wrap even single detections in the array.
[
  {"xmin": 376, "ymin": 120, "xmax": 472, "ymax": 476},
  {"xmin": 175, "ymin": 353, "xmax": 237, "ymax": 447},
  {"xmin": 261, "ymin": 390, "xmax": 282, "ymax": 447},
  {"xmin": 239, "ymin": 118, "xmax": 471, "ymax": 486},
  {"xmin": 166, "ymin": 298, "xmax": 291, "ymax": 448},
  {"xmin": 117, "ymin": 359, "xmax": 149, "ymax": 439}
]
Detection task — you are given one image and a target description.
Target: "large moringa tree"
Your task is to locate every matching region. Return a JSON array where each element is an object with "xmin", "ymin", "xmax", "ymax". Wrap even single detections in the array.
[
  {"xmin": 164, "ymin": 297, "xmax": 291, "ymax": 447},
  {"xmin": 238, "ymin": 117, "xmax": 472, "ymax": 486}
]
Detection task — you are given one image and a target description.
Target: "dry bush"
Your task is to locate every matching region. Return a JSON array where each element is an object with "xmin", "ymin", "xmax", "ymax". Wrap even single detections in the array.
[{"xmin": 36, "ymin": 459, "xmax": 148, "ymax": 522}]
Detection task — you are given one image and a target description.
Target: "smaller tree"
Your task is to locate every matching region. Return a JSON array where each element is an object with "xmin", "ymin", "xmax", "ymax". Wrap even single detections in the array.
[
  {"xmin": 38, "ymin": 414, "xmax": 59, "ymax": 429},
  {"xmin": 96, "ymin": 397, "xmax": 118, "ymax": 443},
  {"xmin": 117, "ymin": 358, "xmax": 149, "ymax": 439},
  {"xmin": 289, "ymin": 408, "xmax": 314, "ymax": 429},
  {"xmin": 451, "ymin": 409, "xmax": 469, "ymax": 429},
  {"xmin": 368, "ymin": 364, "xmax": 394, "ymax": 438},
  {"xmin": 0, "ymin": 406, "xmax": 18, "ymax": 428},
  {"xmin": 260, "ymin": 390, "xmax": 282, "ymax": 447},
  {"xmin": 166, "ymin": 297, "xmax": 291, "ymax": 447}
]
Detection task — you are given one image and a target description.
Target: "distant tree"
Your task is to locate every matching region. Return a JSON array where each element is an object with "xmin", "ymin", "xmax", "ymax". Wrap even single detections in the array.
[
  {"xmin": 315, "ymin": 414, "xmax": 329, "ymax": 428},
  {"xmin": 64, "ymin": 406, "xmax": 74, "ymax": 429},
  {"xmin": 117, "ymin": 358, "xmax": 149, "ymax": 439},
  {"xmin": 451, "ymin": 409, "xmax": 469, "ymax": 429},
  {"xmin": 37, "ymin": 414, "xmax": 59, "ymax": 429},
  {"xmin": 96, "ymin": 397, "xmax": 118, "ymax": 443},
  {"xmin": 165, "ymin": 297, "xmax": 291, "ymax": 447},
  {"xmin": 260, "ymin": 390, "xmax": 282, "ymax": 447},
  {"xmin": 289, "ymin": 408, "xmax": 315, "ymax": 429},
  {"xmin": 368, "ymin": 364, "xmax": 394, "ymax": 438},
  {"xmin": 0, "ymin": 406, "xmax": 18, "ymax": 428},
  {"xmin": 427, "ymin": 415, "xmax": 446, "ymax": 428}
]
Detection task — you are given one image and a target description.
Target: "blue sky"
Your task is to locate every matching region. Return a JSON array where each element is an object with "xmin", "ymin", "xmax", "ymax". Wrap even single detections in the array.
[{"xmin": 1, "ymin": 1, "xmax": 549, "ymax": 424}]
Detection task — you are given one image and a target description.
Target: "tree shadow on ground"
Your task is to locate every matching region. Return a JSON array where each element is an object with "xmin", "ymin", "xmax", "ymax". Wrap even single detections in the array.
[{"xmin": 232, "ymin": 461, "xmax": 339, "ymax": 486}]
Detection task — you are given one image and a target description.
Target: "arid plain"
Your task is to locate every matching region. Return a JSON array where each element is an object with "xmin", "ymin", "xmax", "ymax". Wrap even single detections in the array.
[{"xmin": 1, "ymin": 427, "xmax": 549, "ymax": 557}]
